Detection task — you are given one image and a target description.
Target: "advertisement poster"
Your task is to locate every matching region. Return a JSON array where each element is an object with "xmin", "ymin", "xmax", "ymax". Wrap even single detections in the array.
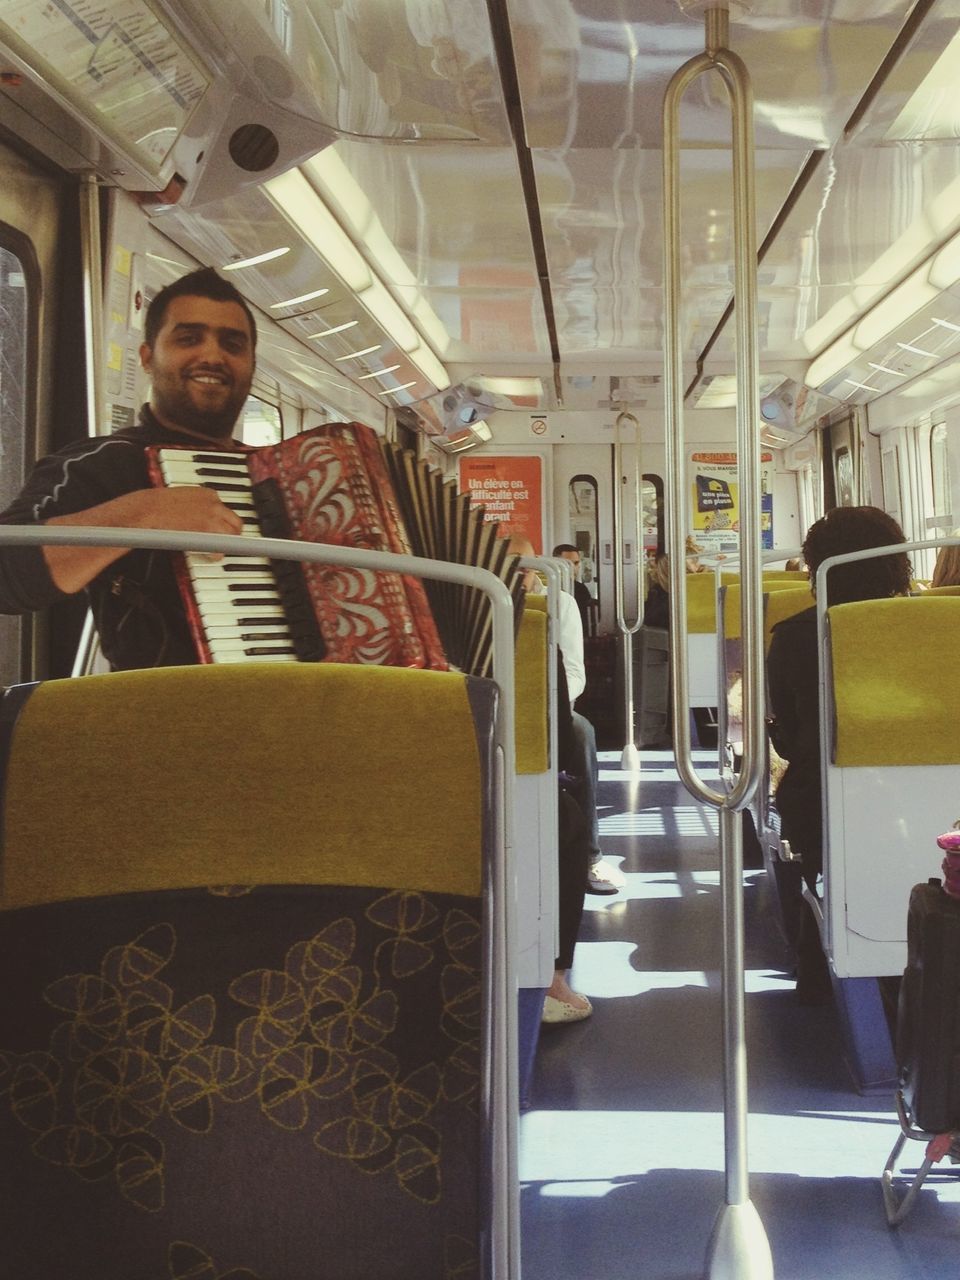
[
  {"xmin": 458, "ymin": 455, "xmax": 543, "ymax": 552},
  {"xmin": 688, "ymin": 451, "xmax": 774, "ymax": 555}
]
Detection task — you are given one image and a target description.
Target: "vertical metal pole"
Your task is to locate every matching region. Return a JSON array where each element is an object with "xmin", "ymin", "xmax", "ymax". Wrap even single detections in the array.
[
  {"xmin": 613, "ymin": 411, "xmax": 643, "ymax": 769},
  {"xmin": 72, "ymin": 172, "xmax": 106, "ymax": 678},
  {"xmin": 662, "ymin": 7, "xmax": 773, "ymax": 1277}
]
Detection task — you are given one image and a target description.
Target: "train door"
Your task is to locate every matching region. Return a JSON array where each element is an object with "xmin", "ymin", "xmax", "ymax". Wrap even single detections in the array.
[{"xmin": 0, "ymin": 137, "xmax": 70, "ymax": 686}]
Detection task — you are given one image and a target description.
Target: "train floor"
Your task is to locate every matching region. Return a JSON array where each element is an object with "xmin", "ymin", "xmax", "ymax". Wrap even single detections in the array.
[{"xmin": 519, "ymin": 748, "xmax": 960, "ymax": 1280}]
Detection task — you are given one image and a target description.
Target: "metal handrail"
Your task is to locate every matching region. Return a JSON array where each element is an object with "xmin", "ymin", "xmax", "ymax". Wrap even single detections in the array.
[
  {"xmin": 72, "ymin": 172, "xmax": 107, "ymax": 679},
  {"xmin": 613, "ymin": 411, "xmax": 644, "ymax": 769},
  {"xmin": 0, "ymin": 523, "xmax": 520, "ymax": 1280},
  {"xmin": 662, "ymin": 8, "xmax": 772, "ymax": 1277}
]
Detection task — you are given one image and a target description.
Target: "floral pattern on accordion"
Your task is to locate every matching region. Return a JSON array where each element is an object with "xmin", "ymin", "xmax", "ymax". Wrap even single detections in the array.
[{"xmin": 247, "ymin": 424, "xmax": 447, "ymax": 669}]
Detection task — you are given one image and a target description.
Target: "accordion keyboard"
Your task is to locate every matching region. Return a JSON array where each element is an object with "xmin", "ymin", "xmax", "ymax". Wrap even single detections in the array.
[{"xmin": 153, "ymin": 450, "xmax": 298, "ymax": 663}]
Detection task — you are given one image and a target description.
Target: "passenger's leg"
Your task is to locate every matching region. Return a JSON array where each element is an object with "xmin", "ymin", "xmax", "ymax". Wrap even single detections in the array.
[
  {"xmin": 569, "ymin": 709, "xmax": 625, "ymax": 893},
  {"xmin": 544, "ymin": 788, "xmax": 592, "ymax": 1022}
]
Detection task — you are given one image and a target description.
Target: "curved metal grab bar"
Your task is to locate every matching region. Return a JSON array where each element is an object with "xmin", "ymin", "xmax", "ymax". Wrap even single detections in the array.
[
  {"xmin": 613, "ymin": 411, "xmax": 644, "ymax": 768},
  {"xmin": 662, "ymin": 9, "xmax": 772, "ymax": 1276},
  {"xmin": 0, "ymin": 523, "xmax": 520, "ymax": 1280}
]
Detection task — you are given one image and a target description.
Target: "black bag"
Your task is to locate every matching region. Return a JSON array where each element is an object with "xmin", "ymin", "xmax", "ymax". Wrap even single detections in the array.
[{"xmin": 897, "ymin": 878, "xmax": 960, "ymax": 1132}]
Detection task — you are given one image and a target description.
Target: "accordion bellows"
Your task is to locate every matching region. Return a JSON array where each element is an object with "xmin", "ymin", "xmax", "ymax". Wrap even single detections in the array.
[{"xmin": 148, "ymin": 421, "xmax": 521, "ymax": 677}]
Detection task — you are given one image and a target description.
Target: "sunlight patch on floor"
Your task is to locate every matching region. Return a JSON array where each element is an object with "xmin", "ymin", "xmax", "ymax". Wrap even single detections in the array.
[
  {"xmin": 568, "ymin": 938, "xmax": 710, "ymax": 997},
  {"xmin": 600, "ymin": 807, "xmax": 721, "ymax": 837},
  {"xmin": 519, "ymin": 1109, "xmax": 927, "ymax": 1185}
]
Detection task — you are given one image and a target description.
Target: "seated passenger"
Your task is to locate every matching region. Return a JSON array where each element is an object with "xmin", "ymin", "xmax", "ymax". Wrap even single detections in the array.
[
  {"xmin": 552, "ymin": 541, "xmax": 594, "ymax": 635},
  {"xmin": 766, "ymin": 506, "xmax": 912, "ymax": 1003},
  {"xmin": 0, "ymin": 268, "xmax": 254, "ymax": 670},
  {"xmin": 931, "ymin": 536, "xmax": 960, "ymax": 588},
  {"xmin": 509, "ymin": 535, "xmax": 624, "ymax": 897},
  {"xmin": 643, "ymin": 554, "xmax": 670, "ymax": 630}
]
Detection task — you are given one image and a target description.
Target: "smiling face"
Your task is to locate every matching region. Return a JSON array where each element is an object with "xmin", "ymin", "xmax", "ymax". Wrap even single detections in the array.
[{"xmin": 140, "ymin": 294, "xmax": 255, "ymax": 443}]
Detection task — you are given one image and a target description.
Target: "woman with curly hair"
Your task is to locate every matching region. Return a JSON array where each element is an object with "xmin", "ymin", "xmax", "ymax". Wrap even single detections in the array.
[
  {"xmin": 767, "ymin": 506, "xmax": 911, "ymax": 1002},
  {"xmin": 931, "ymin": 536, "xmax": 960, "ymax": 588}
]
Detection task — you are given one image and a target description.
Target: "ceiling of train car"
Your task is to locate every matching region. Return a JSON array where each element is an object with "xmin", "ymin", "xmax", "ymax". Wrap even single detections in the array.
[
  {"xmin": 8, "ymin": 0, "xmax": 960, "ymax": 427},
  {"xmin": 150, "ymin": 0, "xmax": 960, "ymax": 424}
]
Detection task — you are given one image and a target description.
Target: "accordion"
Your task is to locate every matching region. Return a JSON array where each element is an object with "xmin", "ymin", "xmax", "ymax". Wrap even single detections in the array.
[{"xmin": 146, "ymin": 422, "xmax": 522, "ymax": 677}]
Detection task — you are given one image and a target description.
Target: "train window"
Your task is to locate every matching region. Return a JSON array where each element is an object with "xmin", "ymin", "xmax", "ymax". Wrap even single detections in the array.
[
  {"xmin": 0, "ymin": 245, "xmax": 27, "ymax": 508},
  {"xmin": 880, "ymin": 447, "xmax": 902, "ymax": 524},
  {"xmin": 568, "ymin": 475, "xmax": 599, "ymax": 602},
  {"xmin": 0, "ymin": 240, "xmax": 31, "ymax": 685},
  {"xmin": 930, "ymin": 422, "xmax": 951, "ymax": 523},
  {"xmin": 240, "ymin": 395, "xmax": 283, "ymax": 447}
]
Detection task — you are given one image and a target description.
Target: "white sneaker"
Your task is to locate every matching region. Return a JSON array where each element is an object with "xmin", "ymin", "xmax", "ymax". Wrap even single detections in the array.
[{"xmin": 586, "ymin": 858, "xmax": 626, "ymax": 894}]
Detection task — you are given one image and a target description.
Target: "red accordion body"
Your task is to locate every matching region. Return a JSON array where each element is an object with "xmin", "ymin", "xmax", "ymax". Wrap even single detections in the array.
[{"xmin": 147, "ymin": 422, "xmax": 448, "ymax": 670}]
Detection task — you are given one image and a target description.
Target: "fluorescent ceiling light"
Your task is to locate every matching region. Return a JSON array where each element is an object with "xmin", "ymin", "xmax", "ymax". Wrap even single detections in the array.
[
  {"xmin": 896, "ymin": 341, "xmax": 936, "ymax": 357},
  {"xmin": 807, "ymin": 330, "xmax": 861, "ymax": 386},
  {"xmin": 305, "ymin": 150, "xmax": 451, "ymax": 356},
  {"xmin": 264, "ymin": 170, "xmax": 371, "ymax": 292},
  {"xmin": 222, "ymin": 247, "xmax": 290, "ymax": 271},
  {"xmin": 867, "ymin": 362, "xmax": 906, "ymax": 377},
  {"xmin": 933, "ymin": 316, "xmax": 960, "ymax": 332},
  {"xmin": 406, "ymin": 341, "xmax": 449, "ymax": 391},
  {"xmin": 358, "ymin": 365, "xmax": 401, "ymax": 380},
  {"xmin": 265, "ymin": 164, "xmax": 450, "ymax": 392},
  {"xmin": 307, "ymin": 320, "xmax": 359, "ymax": 339},
  {"xmin": 335, "ymin": 345, "xmax": 382, "ymax": 361},
  {"xmin": 378, "ymin": 382, "xmax": 417, "ymax": 395},
  {"xmin": 359, "ymin": 277, "xmax": 418, "ymax": 352},
  {"xmin": 476, "ymin": 376, "xmax": 544, "ymax": 397},
  {"xmin": 843, "ymin": 379, "xmax": 880, "ymax": 392},
  {"xmin": 885, "ymin": 29, "xmax": 960, "ymax": 142},
  {"xmin": 854, "ymin": 263, "xmax": 938, "ymax": 348},
  {"xmin": 270, "ymin": 288, "xmax": 329, "ymax": 309}
]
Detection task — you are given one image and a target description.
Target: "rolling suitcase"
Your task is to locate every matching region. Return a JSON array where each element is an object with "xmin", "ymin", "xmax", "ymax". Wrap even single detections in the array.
[{"xmin": 896, "ymin": 877, "xmax": 960, "ymax": 1133}]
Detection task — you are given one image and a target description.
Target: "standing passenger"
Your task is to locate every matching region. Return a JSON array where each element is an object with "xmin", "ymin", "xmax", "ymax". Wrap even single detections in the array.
[
  {"xmin": 766, "ymin": 506, "xmax": 912, "ymax": 1002},
  {"xmin": 0, "ymin": 267, "xmax": 254, "ymax": 669}
]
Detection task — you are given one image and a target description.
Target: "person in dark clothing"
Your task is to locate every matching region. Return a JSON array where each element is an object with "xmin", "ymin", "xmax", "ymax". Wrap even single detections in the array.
[
  {"xmin": 766, "ymin": 505, "xmax": 912, "ymax": 1002},
  {"xmin": 0, "ymin": 268, "xmax": 256, "ymax": 669},
  {"xmin": 545, "ymin": 650, "xmax": 593, "ymax": 1022},
  {"xmin": 552, "ymin": 542, "xmax": 595, "ymax": 635},
  {"xmin": 643, "ymin": 554, "xmax": 670, "ymax": 630}
]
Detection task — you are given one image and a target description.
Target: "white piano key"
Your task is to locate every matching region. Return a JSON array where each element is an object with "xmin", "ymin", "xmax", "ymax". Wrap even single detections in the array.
[
  {"xmin": 188, "ymin": 563, "xmax": 276, "ymax": 578},
  {"xmin": 195, "ymin": 602, "xmax": 289, "ymax": 620},
  {"xmin": 186, "ymin": 582, "xmax": 282, "ymax": 601},
  {"xmin": 203, "ymin": 624, "xmax": 292, "ymax": 639},
  {"xmin": 206, "ymin": 637, "xmax": 298, "ymax": 660}
]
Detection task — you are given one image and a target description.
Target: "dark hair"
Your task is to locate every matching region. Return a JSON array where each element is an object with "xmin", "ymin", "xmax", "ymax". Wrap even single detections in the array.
[
  {"xmin": 144, "ymin": 267, "xmax": 257, "ymax": 350},
  {"xmin": 552, "ymin": 543, "xmax": 578, "ymax": 556},
  {"xmin": 802, "ymin": 505, "xmax": 911, "ymax": 605}
]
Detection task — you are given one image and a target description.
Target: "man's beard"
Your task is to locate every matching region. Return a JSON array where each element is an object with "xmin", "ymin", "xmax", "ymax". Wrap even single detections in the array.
[{"xmin": 154, "ymin": 380, "xmax": 247, "ymax": 439}]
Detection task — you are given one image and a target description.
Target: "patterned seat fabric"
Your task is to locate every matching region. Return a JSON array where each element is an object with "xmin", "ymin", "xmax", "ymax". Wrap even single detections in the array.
[{"xmin": 0, "ymin": 665, "xmax": 497, "ymax": 1280}]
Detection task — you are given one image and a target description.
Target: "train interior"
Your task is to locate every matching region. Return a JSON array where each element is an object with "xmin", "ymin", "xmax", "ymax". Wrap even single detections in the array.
[{"xmin": 2, "ymin": 1, "xmax": 960, "ymax": 1277}]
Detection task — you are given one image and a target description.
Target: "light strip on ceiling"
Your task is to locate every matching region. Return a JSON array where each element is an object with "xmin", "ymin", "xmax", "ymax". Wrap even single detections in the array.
[
  {"xmin": 264, "ymin": 170, "xmax": 371, "ymax": 292},
  {"xmin": 358, "ymin": 365, "xmax": 401, "ymax": 380},
  {"xmin": 270, "ymin": 288, "xmax": 329, "ymax": 309},
  {"xmin": 222, "ymin": 246, "xmax": 290, "ymax": 271},
  {"xmin": 378, "ymin": 382, "xmax": 417, "ymax": 395},
  {"xmin": 807, "ymin": 225, "xmax": 960, "ymax": 389},
  {"xmin": 263, "ymin": 167, "xmax": 450, "ymax": 392},
  {"xmin": 335, "ymin": 345, "xmax": 381, "ymax": 362},
  {"xmin": 885, "ymin": 28, "xmax": 960, "ymax": 142},
  {"xmin": 307, "ymin": 320, "xmax": 359, "ymax": 339},
  {"xmin": 305, "ymin": 150, "xmax": 451, "ymax": 357}
]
